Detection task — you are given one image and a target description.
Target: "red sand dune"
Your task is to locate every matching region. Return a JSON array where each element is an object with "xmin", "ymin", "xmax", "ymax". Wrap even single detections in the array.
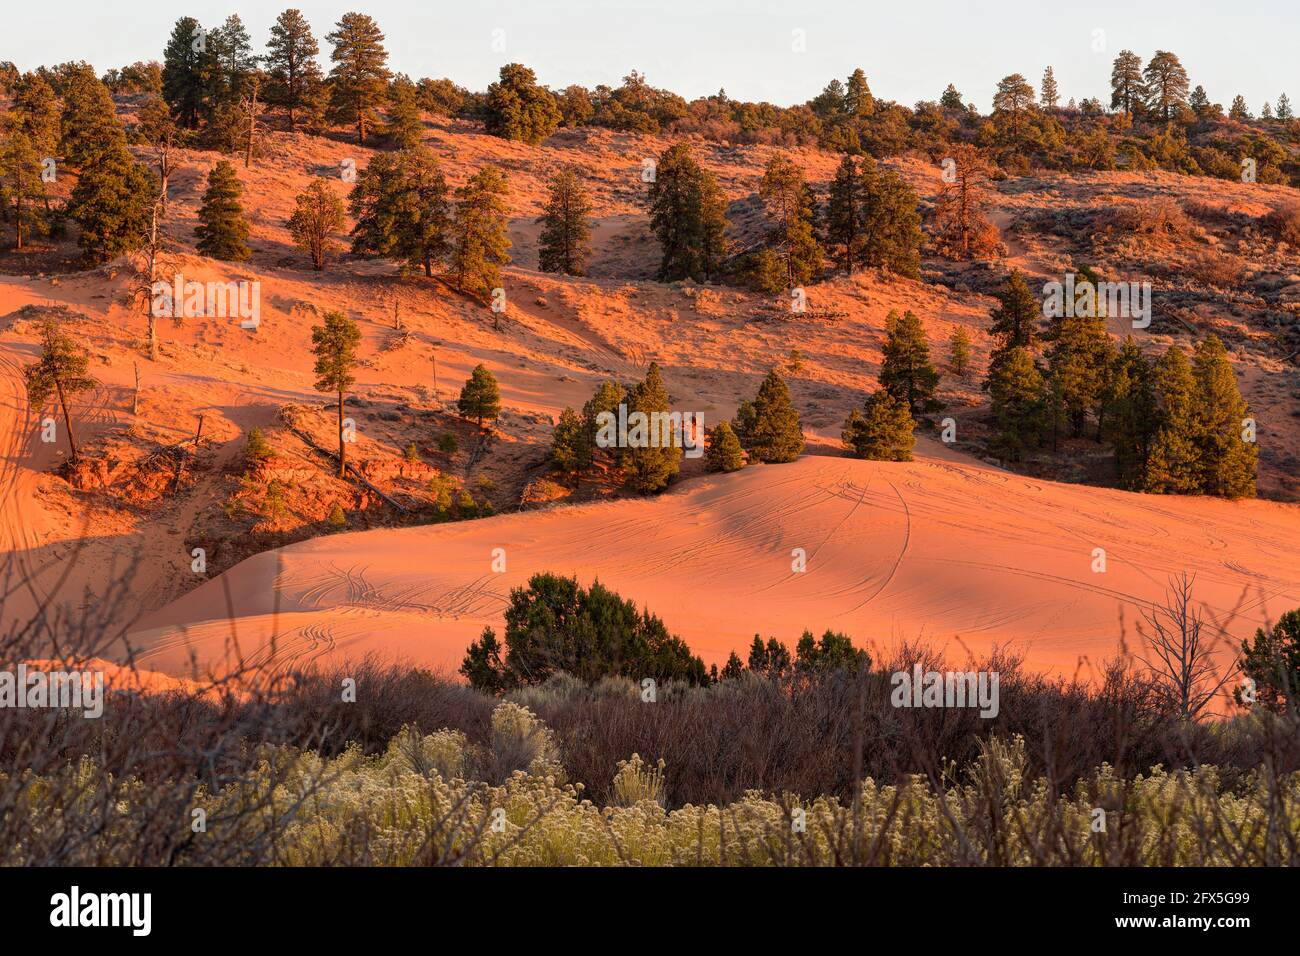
[{"xmin": 130, "ymin": 454, "xmax": 1300, "ymax": 683}]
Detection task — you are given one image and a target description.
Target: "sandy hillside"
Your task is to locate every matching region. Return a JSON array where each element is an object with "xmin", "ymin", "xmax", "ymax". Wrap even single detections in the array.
[
  {"xmin": 2, "ymin": 113, "xmax": 1298, "ymax": 681},
  {"xmin": 129, "ymin": 452, "xmax": 1300, "ymax": 683}
]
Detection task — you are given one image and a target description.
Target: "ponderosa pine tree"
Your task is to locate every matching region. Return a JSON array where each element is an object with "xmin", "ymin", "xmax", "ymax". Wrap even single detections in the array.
[
  {"xmin": 1043, "ymin": 278, "xmax": 1115, "ymax": 437},
  {"xmin": 195, "ymin": 160, "xmax": 251, "ymax": 261},
  {"xmin": 1143, "ymin": 345, "xmax": 1200, "ymax": 494},
  {"xmin": 67, "ymin": 139, "xmax": 153, "ymax": 264},
  {"xmin": 985, "ymin": 270, "xmax": 1041, "ymax": 387},
  {"xmin": 288, "ymin": 178, "xmax": 346, "ymax": 270},
  {"xmin": 1188, "ymin": 85, "xmax": 1211, "ymax": 117},
  {"xmin": 842, "ymin": 389, "xmax": 915, "ymax": 461},
  {"xmin": 647, "ymin": 142, "xmax": 728, "ymax": 282},
  {"xmin": 1229, "ymin": 95, "xmax": 1251, "ymax": 121},
  {"xmin": 265, "ymin": 8, "xmax": 324, "ymax": 133},
  {"xmin": 1102, "ymin": 337, "xmax": 1157, "ymax": 488},
  {"xmin": 987, "ymin": 345, "xmax": 1046, "ymax": 462},
  {"xmin": 310, "ymin": 310, "xmax": 361, "ymax": 477},
  {"xmin": 550, "ymin": 406, "xmax": 590, "ymax": 483},
  {"xmin": 326, "ymin": 12, "xmax": 390, "ymax": 144},
  {"xmin": 213, "ymin": 14, "xmax": 256, "ymax": 93},
  {"xmin": 826, "ymin": 154, "xmax": 921, "ymax": 277},
  {"xmin": 879, "ymin": 310, "xmax": 940, "ymax": 418},
  {"xmin": 450, "ymin": 165, "xmax": 511, "ymax": 302},
  {"xmin": 59, "ymin": 65, "xmax": 124, "ymax": 170},
  {"xmin": 811, "ymin": 78, "xmax": 847, "ymax": 126},
  {"xmin": 582, "ymin": 379, "xmax": 625, "ymax": 465},
  {"xmin": 1191, "ymin": 335, "xmax": 1256, "ymax": 498},
  {"xmin": 949, "ymin": 327, "xmax": 972, "ymax": 377},
  {"xmin": 1277, "ymin": 93, "xmax": 1294, "ymax": 122},
  {"xmin": 484, "ymin": 63, "xmax": 561, "ymax": 145},
  {"xmin": 1040, "ymin": 66, "xmax": 1060, "ymax": 110},
  {"xmin": 733, "ymin": 368, "xmax": 804, "ymax": 464},
  {"xmin": 24, "ymin": 317, "xmax": 98, "ymax": 463},
  {"xmin": 861, "ymin": 164, "xmax": 923, "ymax": 278},
  {"xmin": 384, "ymin": 74, "xmax": 424, "ymax": 148},
  {"xmin": 457, "ymin": 364, "xmax": 502, "ymax": 432},
  {"xmin": 624, "ymin": 362, "xmax": 681, "ymax": 493},
  {"xmin": 827, "ymin": 154, "xmax": 867, "ymax": 273},
  {"xmin": 537, "ymin": 167, "xmax": 592, "ymax": 276},
  {"xmin": 1110, "ymin": 50, "xmax": 1146, "ymax": 117},
  {"xmin": 705, "ymin": 421, "xmax": 745, "ymax": 472},
  {"xmin": 0, "ymin": 132, "xmax": 47, "ymax": 250},
  {"xmin": 758, "ymin": 154, "xmax": 821, "ymax": 290},
  {"xmin": 349, "ymin": 146, "xmax": 451, "ymax": 277},
  {"xmin": 162, "ymin": 17, "xmax": 209, "ymax": 130},
  {"xmin": 9, "ymin": 72, "xmax": 60, "ymax": 159},
  {"xmin": 200, "ymin": 14, "xmax": 256, "ymax": 128},
  {"xmin": 940, "ymin": 84, "xmax": 965, "ymax": 110},
  {"xmin": 1144, "ymin": 51, "xmax": 1190, "ymax": 121},
  {"xmin": 992, "ymin": 73, "xmax": 1036, "ymax": 143},
  {"xmin": 845, "ymin": 69, "xmax": 874, "ymax": 118}
]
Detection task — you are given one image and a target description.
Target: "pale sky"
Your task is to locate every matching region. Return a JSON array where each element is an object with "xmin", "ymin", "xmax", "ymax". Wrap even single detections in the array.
[{"xmin": 7, "ymin": 0, "xmax": 1296, "ymax": 113}]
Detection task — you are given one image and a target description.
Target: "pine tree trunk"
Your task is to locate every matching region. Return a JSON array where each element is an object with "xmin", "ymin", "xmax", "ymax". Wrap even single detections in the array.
[
  {"xmin": 245, "ymin": 81, "xmax": 257, "ymax": 169},
  {"xmin": 55, "ymin": 379, "xmax": 78, "ymax": 463},
  {"xmin": 337, "ymin": 389, "xmax": 347, "ymax": 477}
]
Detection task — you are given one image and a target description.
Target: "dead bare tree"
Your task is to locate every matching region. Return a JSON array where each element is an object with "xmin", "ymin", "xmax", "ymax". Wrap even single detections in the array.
[
  {"xmin": 1136, "ymin": 573, "xmax": 1236, "ymax": 720},
  {"xmin": 242, "ymin": 73, "xmax": 264, "ymax": 169},
  {"xmin": 126, "ymin": 161, "xmax": 174, "ymax": 364}
]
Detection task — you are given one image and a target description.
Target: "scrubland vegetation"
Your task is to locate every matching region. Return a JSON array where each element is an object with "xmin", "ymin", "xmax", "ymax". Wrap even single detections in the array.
[
  {"xmin": 3, "ymin": 653, "xmax": 1298, "ymax": 866},
  {"xmin": 3, "ymin": 562, "xmax": 1298, "ymax": 866}
]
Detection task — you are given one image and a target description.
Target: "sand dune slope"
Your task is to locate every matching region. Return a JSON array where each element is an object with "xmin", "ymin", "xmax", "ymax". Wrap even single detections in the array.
[{"xmin": 130, "ymin": 455, "xmax": 1300, "ymax": 681}]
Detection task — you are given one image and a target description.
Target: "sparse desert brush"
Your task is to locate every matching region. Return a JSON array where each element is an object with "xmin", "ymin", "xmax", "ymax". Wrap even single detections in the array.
[
  {"xmin": 1098, "ymin": 198, "xmax": 1196, "ymax": 237},
  {"xmin": 1182, "ymin": 198, "xmax": 1232, "ymax": 227},
  {"xmin": 1261, "ymin": 201, "xmax": 1300, "ymax": 245},
  {"xmin": 1186, "ymin": 247, "xmax": 1246, "ymax": 288}
]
